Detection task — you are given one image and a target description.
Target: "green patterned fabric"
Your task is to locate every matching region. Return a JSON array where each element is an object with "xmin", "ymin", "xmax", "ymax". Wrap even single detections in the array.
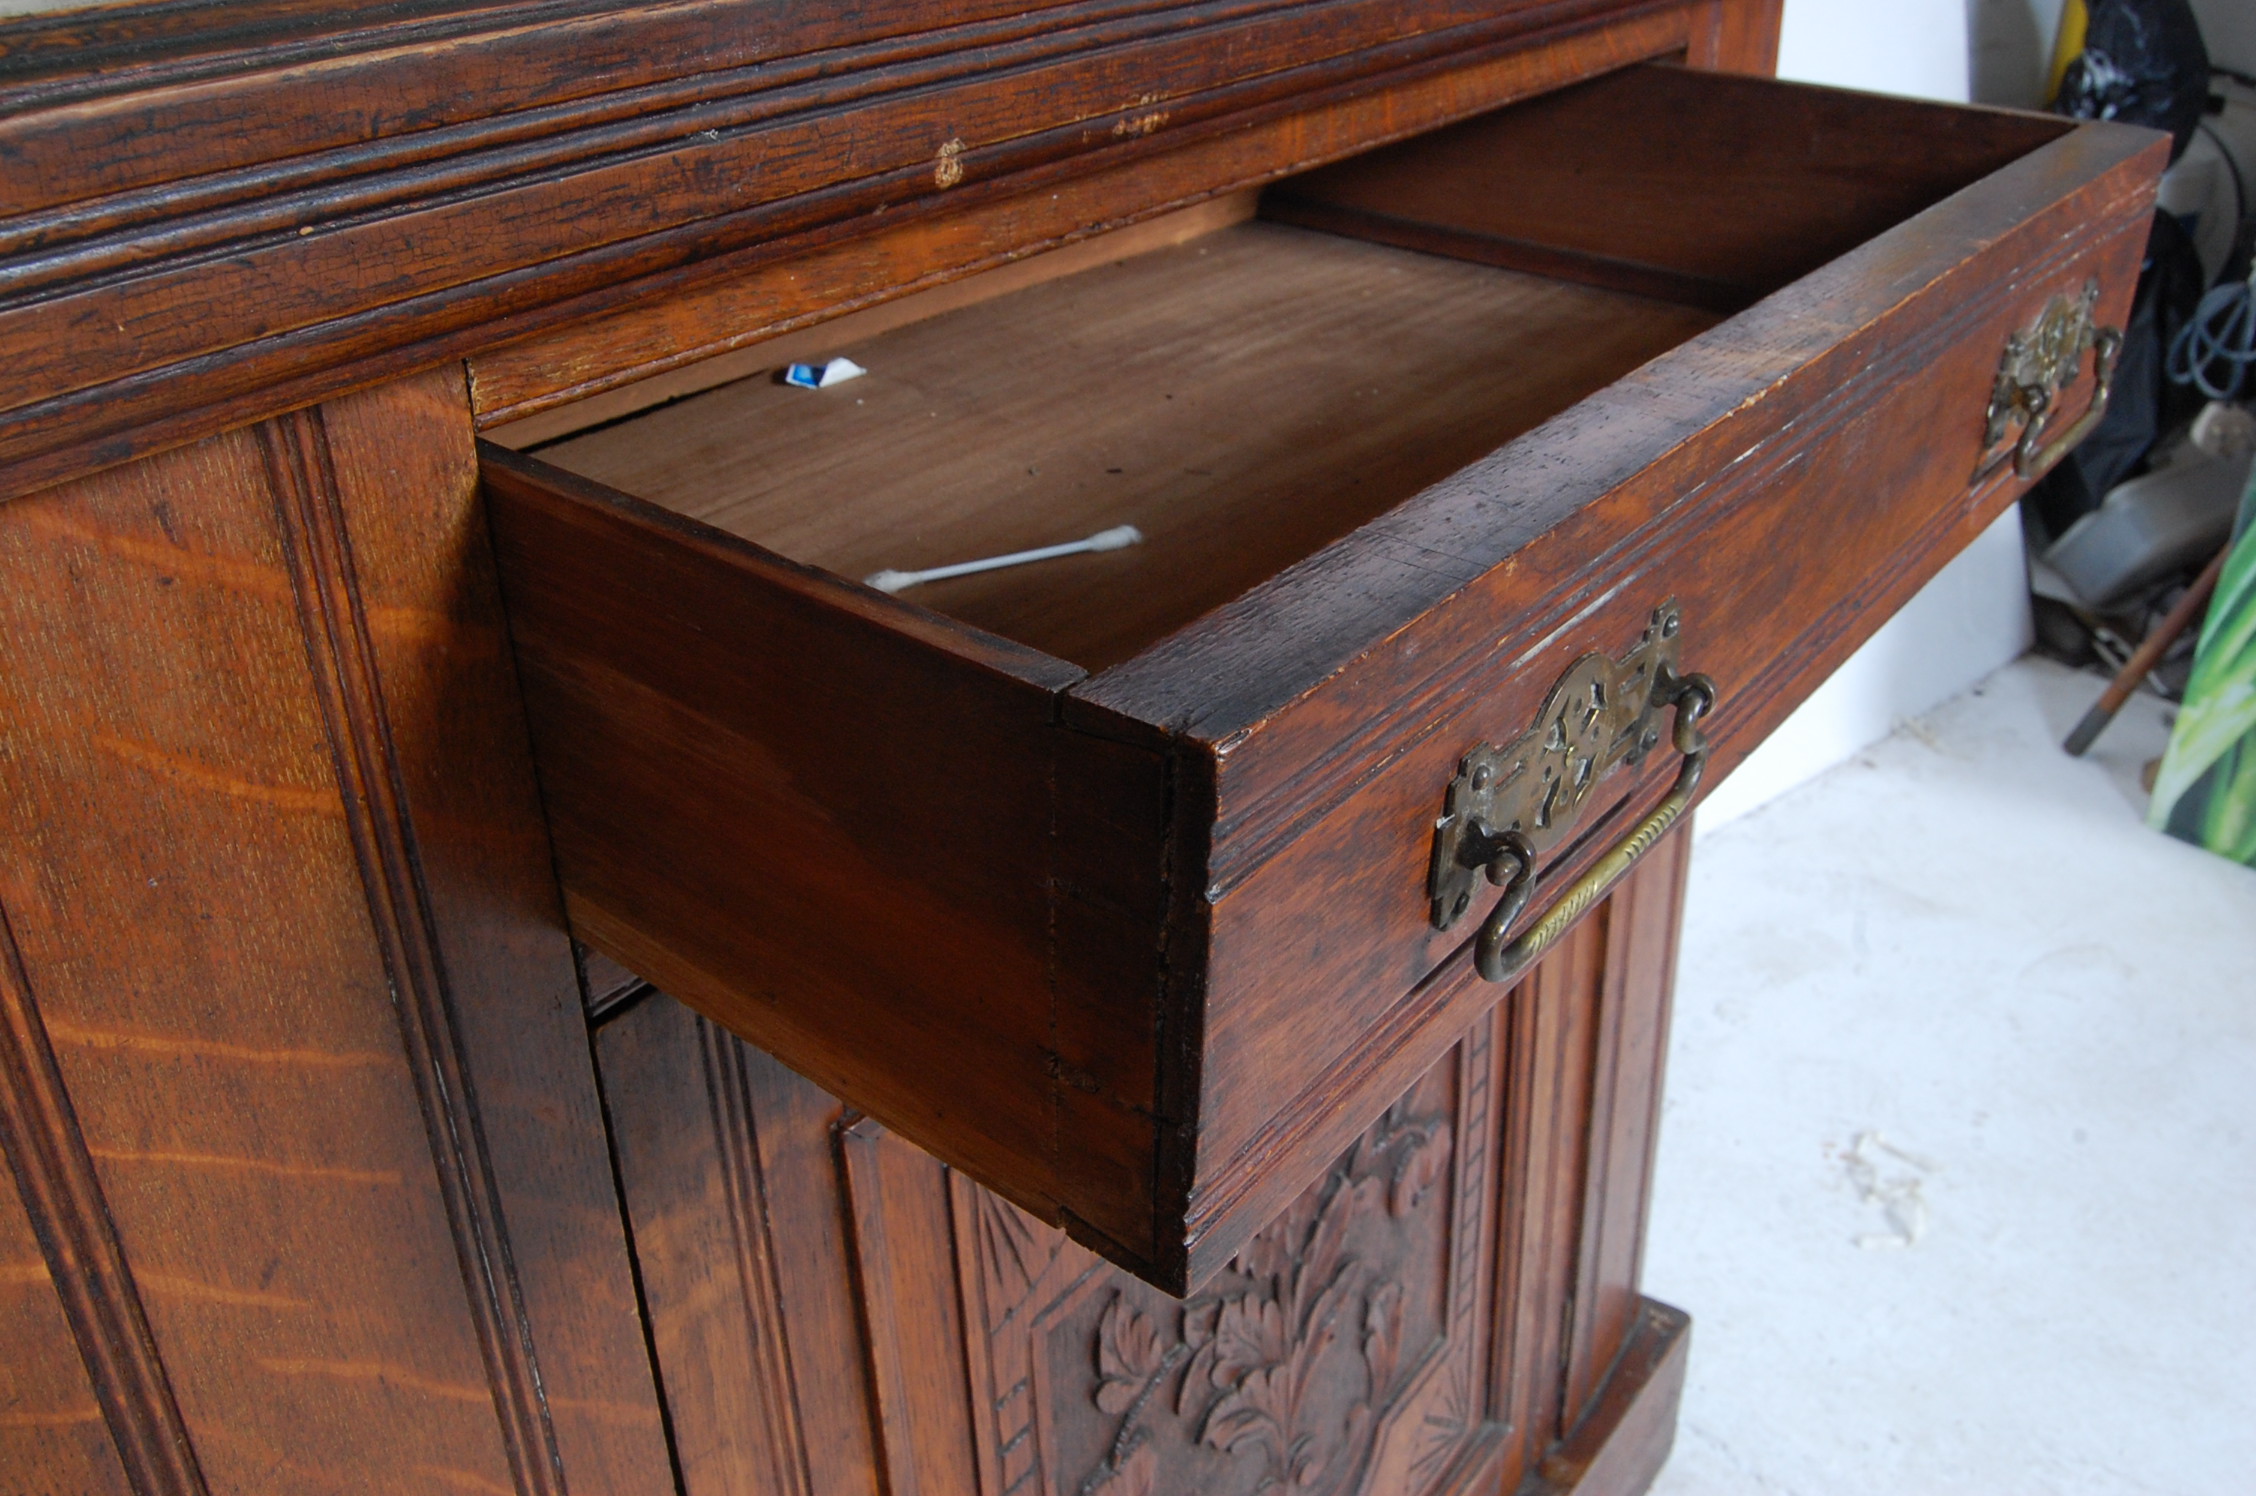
[{"xmin": 2150, "ymin": 460, "xmax": 2256, "ymax": 865}]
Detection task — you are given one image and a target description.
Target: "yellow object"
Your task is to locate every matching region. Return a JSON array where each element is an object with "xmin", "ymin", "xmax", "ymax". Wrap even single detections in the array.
[{"xmin": 2048, "ymin": 0, "xmax": 2089, "ymax": 105}]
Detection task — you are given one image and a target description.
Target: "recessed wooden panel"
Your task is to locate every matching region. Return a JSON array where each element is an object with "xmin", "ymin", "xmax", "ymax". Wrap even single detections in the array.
[
  {"xmin": 601, "ymin": 992, "xmax": 1510, "ymax": 1496},
  {"xmin": 960, "ymin": 1031, "xmax": 1489, "ymax": 1496},
  {"xmin": 0, "ymin": 420, "xmax": 520, "ymax": 1496},
  {"xmin": 0, "ymin": 370, "xmax": 670, "ymax": 1496},
  {"xmin": 1563, "ymin": 826, "xmax": 1690, "ymax": 1429},
  {"xmin": 597, "ymin": 996, "xmax": 881, "ymax": 1496},
  {"xmin": 308, "ymin": 371, "xmax": 677, "ymax": 1496},
  {"xmin": 0, "ymin": 1051, "xmax": 138, "ymax": 1496},
  {"xmin": 841, "ymin": 1120, "xmax": 982, "ymax": 1496}
]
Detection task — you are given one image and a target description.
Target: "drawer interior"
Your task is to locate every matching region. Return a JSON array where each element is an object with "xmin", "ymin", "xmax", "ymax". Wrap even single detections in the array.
[
  {"xmin": 538, "ymin": 225, "xmax": 1713, "ymax": 670},
  {"xmin": 516, "ymin": 63, "xmax": 2065, "ymax": 673}
]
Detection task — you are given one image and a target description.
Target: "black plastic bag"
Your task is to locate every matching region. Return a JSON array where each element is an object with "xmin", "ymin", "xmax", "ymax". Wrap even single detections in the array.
[{"xmin": 2053, "ymin": 0, "xmax": 2211, "ymax": 161}]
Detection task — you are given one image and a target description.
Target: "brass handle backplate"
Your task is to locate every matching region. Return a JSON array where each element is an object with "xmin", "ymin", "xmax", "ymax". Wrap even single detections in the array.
[
  {"xmin": 1974, "ymin": 279, "xmax": 2123, "ymax": 484},
  {"xmin": 1427, "ymin": 601, "xmax": 1717, "ymax": 983},
  {"xmin": 1470, "ymin": 672, "xmax": 1712, "ymax": 982}
]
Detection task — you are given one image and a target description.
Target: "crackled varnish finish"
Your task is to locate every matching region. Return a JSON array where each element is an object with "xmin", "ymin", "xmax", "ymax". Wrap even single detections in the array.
[{"xmin": 0, "ymin": 0, "xmax": 2164, "ymax": 1492}]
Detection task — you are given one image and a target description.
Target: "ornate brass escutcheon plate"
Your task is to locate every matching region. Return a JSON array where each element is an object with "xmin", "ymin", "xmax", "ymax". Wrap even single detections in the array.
[
  {"xmin": 1427, "ymin": 602, "xmax": 1684, "ymax": 932},
  {"xmin": 1974, "ymin": 279, "xmax": 2123, "ymax": 483}
]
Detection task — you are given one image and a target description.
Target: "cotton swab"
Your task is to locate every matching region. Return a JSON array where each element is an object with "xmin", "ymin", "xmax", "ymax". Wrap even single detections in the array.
[{"xmin": 865, "ymin": 525, "xmax": 1143, "ymax": 594}]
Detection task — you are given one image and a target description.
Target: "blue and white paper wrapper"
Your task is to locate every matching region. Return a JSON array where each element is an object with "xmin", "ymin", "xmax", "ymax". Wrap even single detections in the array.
[{"xmin": 782, "ymin": 357, "xmax": 867, "ymax": 389}]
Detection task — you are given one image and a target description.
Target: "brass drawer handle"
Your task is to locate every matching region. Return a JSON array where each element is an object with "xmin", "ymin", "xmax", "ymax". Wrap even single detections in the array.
[
  {"xmin": 1426, "ymin": 601, "xmax": 1717, "ymax": 983},
  {"xmin": 1471, "ymin": 669, "xmax": 1713, "ymax": 983},
  {"xmin": 1974, "ymin": 280, "xmax": 2124, "ymax": 484}
]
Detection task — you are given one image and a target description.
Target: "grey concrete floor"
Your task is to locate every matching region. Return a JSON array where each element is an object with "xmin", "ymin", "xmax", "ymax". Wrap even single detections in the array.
[{"xmin": 1645, "ymin": 655, "xmax": 2256, "ymax": 1496}]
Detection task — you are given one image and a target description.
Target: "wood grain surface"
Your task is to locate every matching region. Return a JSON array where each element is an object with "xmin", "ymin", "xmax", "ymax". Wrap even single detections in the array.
[
  {"xmin": 1684, "ymin": 0, "xmax": 1780, "ymax": 75},
  {"xmin": 1527, "ymin": 1302, "xmax": 1692, "ymax": 1496},
  {"xmin": 0, "ymin": 3, "xmax": 1853, "ymax": 1493},
  {"xmin": 0, "ymin": 0, "xmax": 1708, "ymax": 498},
  {"xmin": 0, "ymin": 1135, "xmax": 140, "ymax": 1496},
  {"xmin": 470, "ymin": 5, "xmax": 1698, "ymax": 432},
  {"xmin": 599, "ymin": 1002, "xmax": 883, "ymax": 1496},
  {"xmin": 1264, "ymin": 64, "xmax": 2067, "ymax": 312},
  {"xmin": 0, "ymin": 370, "xmax": 670, "ymax": 1496},
  {"xmin": 0, "ymin": 906, "xmax": 192, "ymax": 1496},
  {"xmin": 541, "ymin": 220, "xmax": 1714, "ymax": 670},
  {"xmin": 480, "ymin": 445, "xmax": 1188, "ymax": 1270},
  {"xmin": 485, "ymin": 192, "xmax": 1263, "ymax": 448}
]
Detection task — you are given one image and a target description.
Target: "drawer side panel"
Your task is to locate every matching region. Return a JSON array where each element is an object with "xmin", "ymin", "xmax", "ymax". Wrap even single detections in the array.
[{"xmin": 479, "ymin": 447, "xmax": 1173, "ymax": 1267}]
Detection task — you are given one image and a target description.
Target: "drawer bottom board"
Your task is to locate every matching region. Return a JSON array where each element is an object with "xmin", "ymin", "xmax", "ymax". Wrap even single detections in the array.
[{"xmin": 536, "ymin": 221, "xmax": 1717, "ymax": 673}]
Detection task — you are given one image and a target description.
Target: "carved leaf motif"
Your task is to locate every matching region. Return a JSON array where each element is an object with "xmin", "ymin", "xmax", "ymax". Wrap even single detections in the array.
[
  {"xmin": 1178, "ymin": 1299, "xmax": 1221, "ymax": 1416},
  {"xmin": 1238, "ymin": 1189, "xmax": 1316, "ymax": 1287},
  {"xmin": 1093, "ymin": 1440, "xmax": 1158, "ymax": 1496},
  {"xmin": 1298, "ymin": 1177, "xmax": 1376, "ymax": 1316},
  {"xmin": 1096, "ymin": 1295, "xmax": 1170, "ymax": 1415},
  {"xmin": 1082, "ymin": 1099, "xmax": 1458, "ymax": 1496},
  {"xmin": 1204, "ymin": 1364, "xmax": 1275, "ymax": 1437},
  {"xmin": 1389, "ymin": 1121, "xmax": 1452, "ymax": 1218},
  {"xmin": 1363, "ymin": 1280, "xmax": 1404, "ymax": 1396},
  {"xmin": 1313, "ymin": 1404, "xmax": 1377, "ymax": 1491},
  {"xmin": 1199, "ymin": 1294, "xmax": 1293, "ymax": 1462},
  {"xmin": 1194, "ymin": 1166, "xmax": 1383, "ymax": 1483},
  {"xmin": 1296, "ymin": 1264, "xmax": 1361, "ymax": 1376}
]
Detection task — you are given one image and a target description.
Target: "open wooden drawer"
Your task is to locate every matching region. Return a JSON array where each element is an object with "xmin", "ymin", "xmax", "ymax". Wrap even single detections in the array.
[{"xmin": 482, "ymin": 62, "xmax": 2161, "ymax": 1292}]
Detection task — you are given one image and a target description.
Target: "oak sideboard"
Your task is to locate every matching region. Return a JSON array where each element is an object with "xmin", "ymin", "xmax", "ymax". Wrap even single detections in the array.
[{"xmin": 0, "ymin": 4, "xmax": 2160, "ymax": 1494}]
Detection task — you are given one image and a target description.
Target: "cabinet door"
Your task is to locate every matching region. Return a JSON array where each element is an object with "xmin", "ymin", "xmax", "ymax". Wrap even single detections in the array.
[
  {"xmin": 0, "ymin": 370, "xmax": 670, "ymax": 1496},
  {"xmin": 595, "ymin": 827, "xmax": 1690, "ymax": 1496}
]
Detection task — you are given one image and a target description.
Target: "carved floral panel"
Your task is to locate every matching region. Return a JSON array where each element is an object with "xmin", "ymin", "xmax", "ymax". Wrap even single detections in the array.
[{"xmin": 951, "ymin": 1014, "xmax": 1500, "ymax": 1496}]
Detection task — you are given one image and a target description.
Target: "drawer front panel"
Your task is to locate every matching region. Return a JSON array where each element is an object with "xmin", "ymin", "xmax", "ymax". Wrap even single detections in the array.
[{"xmin": 1126, "ymin": 119, "xmax": 2164, "ymax": 1276}]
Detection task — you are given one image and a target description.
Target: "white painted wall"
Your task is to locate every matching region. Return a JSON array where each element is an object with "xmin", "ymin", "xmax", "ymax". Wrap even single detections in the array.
[
  {"xmin": 1701, "ymin": 0, "xmax": 2041, "ymax": 829},
  {"xmin": 1778, "ymin": 0, "xmax": 1972, "ymax": 101}
]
